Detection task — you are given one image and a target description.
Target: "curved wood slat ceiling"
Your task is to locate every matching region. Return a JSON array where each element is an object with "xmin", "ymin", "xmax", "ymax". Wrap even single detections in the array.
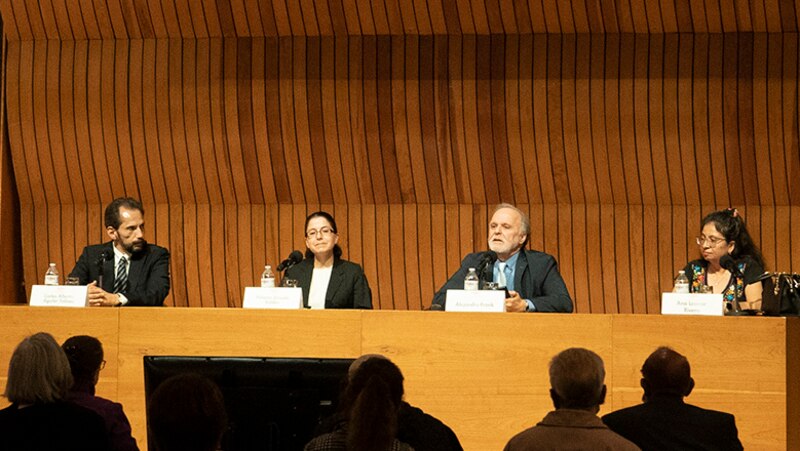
[
  {"xmin": 1, "ymin": 0, "xmax": 799, "ymax": 39},
  {"xmin": 2, "ymin": 1, "xmax": 799, "ymax": 311}
]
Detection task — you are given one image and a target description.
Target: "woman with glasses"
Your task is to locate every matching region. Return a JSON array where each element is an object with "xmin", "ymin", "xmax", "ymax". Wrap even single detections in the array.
[
  {"xmin": 682, "ymin": 208, "xmax": 765, "ymax": 311},
  {"xmin": 284, "ymin": 211, "xmax": 372, "ymax": 309}
]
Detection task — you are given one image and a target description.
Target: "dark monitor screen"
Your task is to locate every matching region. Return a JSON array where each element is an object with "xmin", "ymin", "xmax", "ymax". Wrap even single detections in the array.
[{"xmin": 143, "ymin": 356, "xmax": 353, "ymax": 451}]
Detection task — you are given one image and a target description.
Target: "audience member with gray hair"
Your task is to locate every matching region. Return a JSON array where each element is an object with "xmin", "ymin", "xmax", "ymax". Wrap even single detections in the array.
[
  {"xmin": 603, "ymin": 346, "xmax": 743, "ymax": 450},
  {"xmin": 0, "ymin": 332, "xmax": 109, "ymax": 451},
  {"xmin": 504, "ymin": 348, "xmax": 640, "ymax": 451}
]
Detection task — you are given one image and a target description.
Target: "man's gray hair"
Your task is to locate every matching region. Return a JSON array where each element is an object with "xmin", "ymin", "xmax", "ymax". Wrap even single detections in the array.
[
  {"xmin": 549, "ymin": 347, "xmax": 605, "ymax": 409},
  {"xmin": 493, "ymin": 203, "xmax": 531, "ymax": 237}
]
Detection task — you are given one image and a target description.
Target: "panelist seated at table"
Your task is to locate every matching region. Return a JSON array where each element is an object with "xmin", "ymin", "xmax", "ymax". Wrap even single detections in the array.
[
  {"xmin": 432, "ymin": 203, "xmax": 573, "ymax": 312},
  {"xmin": 69, "ymin": 197, "xmax": 170, "ymax": 307},
  {"xmin": 682, "ymin": 208, "xmax": 764, "ymax": 311},
  {"xmin": 284, "ymin": 211, "xmax": 372, "ymax": 309}
]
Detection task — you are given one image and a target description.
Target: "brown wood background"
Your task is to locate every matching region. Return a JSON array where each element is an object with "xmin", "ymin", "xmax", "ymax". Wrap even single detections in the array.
[{"xmin": 0, "ymin": 1, "xmax": 798, "ymax": 312}]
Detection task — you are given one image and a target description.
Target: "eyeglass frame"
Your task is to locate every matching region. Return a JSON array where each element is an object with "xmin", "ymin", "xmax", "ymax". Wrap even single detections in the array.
[
  {"xmin": 306, "ymin": 227, "xmax": 335, "ymax": 239},
  {"xmin": 695, "ymin": 235, "xmax": 727, "ymax": 247}
]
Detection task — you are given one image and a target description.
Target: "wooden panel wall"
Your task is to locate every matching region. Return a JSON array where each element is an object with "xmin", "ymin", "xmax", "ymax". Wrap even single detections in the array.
[{"xmin": 1, "ymin": 1, "xmax": 799, "ymax": 312}]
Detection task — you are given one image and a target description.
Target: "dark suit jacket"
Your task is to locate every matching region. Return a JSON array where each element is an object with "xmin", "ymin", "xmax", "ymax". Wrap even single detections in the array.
[
  {"xmin": 602, "ymin": 395, "xmax": 744, "ymax": 451},
  {"xmin": 432, "ymin": 249, "xmax": 573, "ymax": 312},
  {"xmin": 69, "ymin": 242, "xmax": 170, "ymax": 306},
  {"xmin": 284, "ymin": 258, "xmax": 372, "ymax": 309}
]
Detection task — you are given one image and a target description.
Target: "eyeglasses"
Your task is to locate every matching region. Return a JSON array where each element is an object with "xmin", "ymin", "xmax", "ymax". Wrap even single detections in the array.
[
  {"xmin": 695, "ymin": 236, "xmax": 726, "ymax": 247},
  {"xmin": 306, "ymin": 227, "xmax": 334, "ymax": 239}
]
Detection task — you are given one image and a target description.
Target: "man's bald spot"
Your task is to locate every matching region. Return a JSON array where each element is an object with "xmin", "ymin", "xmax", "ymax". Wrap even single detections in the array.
[{"xmin": 641, "ymin": 346, "xmax": 692, "ymax": 395}]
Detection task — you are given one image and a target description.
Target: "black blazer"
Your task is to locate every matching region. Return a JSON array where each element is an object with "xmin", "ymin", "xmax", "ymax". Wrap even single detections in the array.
[
  {"xmin": 69, "ymin": 242, "xmax": 171, "ymax": 306},
  {"xmin": 284, "ymin": 258, "xmax": 372, "ymax": 309},
  {"xmin": 432, "ymin": 249, "xmax": 573, "ymax": 312},
  {"xmin": 602, "ymin": 396, "xmax": 744, "ymax": 451}
]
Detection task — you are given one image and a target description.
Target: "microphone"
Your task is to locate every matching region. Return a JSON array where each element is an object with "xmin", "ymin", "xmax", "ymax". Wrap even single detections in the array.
[
  {"xmin": 477, "ymin": 251, "xmax": 498, "ymax": 287},
  {"xmin": 719, "ymin": 254, "xmax": 752, "ymax": 315},
  {"xmin": 96, "ymin": 250, "xmax": 111, "ymax": 287},
  {"xmin": 719, "ymin": 254, "xmax": 741, "ymax": 277},
  {"xmin": 277, "ymin": 250, "xmax": 304, "ymax": 272}
]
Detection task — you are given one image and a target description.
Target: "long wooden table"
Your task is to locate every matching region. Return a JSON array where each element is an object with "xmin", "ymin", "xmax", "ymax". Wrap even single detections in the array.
[{"xmin": 0, "ymin": 306, "xmax": 797, "ymax": 450}]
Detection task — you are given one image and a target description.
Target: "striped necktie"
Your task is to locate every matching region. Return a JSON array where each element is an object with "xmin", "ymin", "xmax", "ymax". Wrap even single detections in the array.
[{"xmin": 113, "ymin": 257, "xmax": 128, "ymax": 294}]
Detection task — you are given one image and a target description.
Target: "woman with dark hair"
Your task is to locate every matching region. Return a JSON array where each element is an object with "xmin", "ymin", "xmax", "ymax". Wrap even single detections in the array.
[
  {"xmin": 284, "ymin": 211, "xmax": 372, "ymax": 309},
  {"xmin": 682, "ymin": 208, "xmax": 766, "ymax": 311},
  {"xmin": 62, "ymin": 335, "xmax": 139, "ymax": 451},
  {"xmin": 0, "ymin": 332, "xmax": 109, "ymax": 451},
  {"xmin": 305, "ymin": 357, "xmax": 413, "ymax": 451}
]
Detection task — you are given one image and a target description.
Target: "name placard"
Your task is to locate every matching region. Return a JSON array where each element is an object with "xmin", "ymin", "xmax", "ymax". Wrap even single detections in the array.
[
  {"xmin": 445, "ymin": 289, "xmax": 506, "ymax": 312},
  {"xmin": 29, "ymin": 285, "xmax": 88, "ymax": 308},
  {"xmin": 661, "ymin": 292, "xmax": 724, "ymax": 316},
  {"xmin": 242, "ymin": 287, "xmax": 303, "ymax": 309}
]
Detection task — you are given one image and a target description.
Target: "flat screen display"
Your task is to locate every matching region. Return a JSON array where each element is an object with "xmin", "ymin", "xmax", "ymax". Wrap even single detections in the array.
[{"xmin": 143, "ymin": 356, "xmax": 353, "ymax": 451}]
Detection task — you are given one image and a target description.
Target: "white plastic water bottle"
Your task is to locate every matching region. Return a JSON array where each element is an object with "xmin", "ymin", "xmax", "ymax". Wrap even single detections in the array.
[
  {"xmin": 464, "ymin": 267, "xmax": 479, "ymax": 290},
  {"xmin": 673, "ymin": 270, "xmax": 690, "ymax": 293},
  {"xmin": 261, "ymin": 265, "xmax": 275, "ymax": 288},
  {"xmin": 44, "ymin": 263, "xmax": 59, "ymax": 286}
]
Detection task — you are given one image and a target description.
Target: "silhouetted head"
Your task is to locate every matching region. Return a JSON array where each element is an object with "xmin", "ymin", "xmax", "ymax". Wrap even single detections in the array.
[
  {"xmin": 148, "ymin": 374, "xmax": 228, "ymax": 451},
  {"xmin": 549, "ymin": 348, "xmax": 606, "ymax": 412},
  {"xmin": 641, "ymin": 346, "xmax": 695, "ymax": 400},
  {"xmin": 62, "ymin": 335, "xmax": 104, "ymax": 389}
]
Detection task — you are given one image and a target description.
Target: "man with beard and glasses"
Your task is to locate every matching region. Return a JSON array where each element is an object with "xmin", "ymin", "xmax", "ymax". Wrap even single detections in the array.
[
  {"xmin": 69, "ymin": 197, "xmax": 170, "ymax": 306},
  {"xmin": 432, "ymin": 203, "xmax": 572, "ymax": 312}
]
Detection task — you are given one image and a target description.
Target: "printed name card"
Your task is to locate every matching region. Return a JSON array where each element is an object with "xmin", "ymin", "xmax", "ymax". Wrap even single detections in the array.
[
  {"xmin": 661, "ymin": 293, "xmax": 724, "ymax": 316},
  {"xmin": 29, "ymin": 285, "xmax": 88, "ymax": 308},
  {"xmin": 445, "ymin": 289, "xmax": 506, "ymax": 312},
  {"xmin": 243, "ymin": 287, "xmax": 303, "ymax": 309}
]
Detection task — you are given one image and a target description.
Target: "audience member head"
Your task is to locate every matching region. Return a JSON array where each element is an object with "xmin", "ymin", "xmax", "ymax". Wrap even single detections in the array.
[
  {"xmin": 548, "ymin": 348, "xmax": 606, "ymax": 412},
  {"xmin": 640, "ymin": 346, "xmax": 695, "ymax": 400},
  {"xmin": 699, "ymin": 208, "xmax": 764, "ymax": 267},
  {"xmin": 3, "ymin": 332, "xmax": 73, "ymax": 405},
  {"xmin": 148, "ymin": 373, "xmax": 227, "ymax": 451},
  {"xmin": 342, "ymin": 356, "xmax": 405, "ymax": 451},
  {"xmin": 62, "ymin": 335, "xmax": 104, "ymax": 389}
]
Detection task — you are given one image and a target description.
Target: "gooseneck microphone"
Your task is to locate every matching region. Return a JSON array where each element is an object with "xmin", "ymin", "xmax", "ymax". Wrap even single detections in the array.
[
  {"xmin": 477, "ymin": 250, "xmax": 498, "ymax": 287},
  {"xmin": 96, "ymin": 250, "xmax": 111, "ymax": 288},
  {"xmin": 277, "ymin": 250, "xmax": 304, "ymax": 272},
  {"xmin": 720, "ymin": 254, "xmax": 751, "ymax": 315}
]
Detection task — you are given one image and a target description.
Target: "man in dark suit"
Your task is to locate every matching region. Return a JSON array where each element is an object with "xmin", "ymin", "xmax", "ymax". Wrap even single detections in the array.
[
  {"xmin": 432, "ymin": 203, "xmax": 572, "ymax": 312},
  {"xmin": 602, "ymin": 347, "xmax": 744, "ymax": 451},
  {"xmin": 70, "ymin": 197, "xmax": 170, "ymax": 306}
]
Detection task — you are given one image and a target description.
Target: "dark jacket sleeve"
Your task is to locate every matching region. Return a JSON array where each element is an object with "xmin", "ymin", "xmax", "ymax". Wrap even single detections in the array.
[
  {"xmin": 124, "ymin": 247, "xmax": 170, "ymax": 306},
  {"xmin": 351, "ymin": 263, "xmax": 373, "ymax": 309},
  {"xmin": 526, "ymin": 253, "xmax": 573, "ymax": 313},
  {"xmin": 70, "ymin": 246, "xmax": 99, "ymax": 285},
  {"xmin": 432, "ymin": 253, "xmax": 482, "ymax": 309}
]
